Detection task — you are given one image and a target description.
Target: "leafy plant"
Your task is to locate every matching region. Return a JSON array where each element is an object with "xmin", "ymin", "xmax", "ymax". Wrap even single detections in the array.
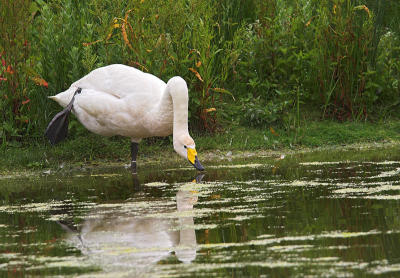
[
  {"xmin": 0, "ymin": 0, "xmax": 45, "ymax": 140},
  {"xmin": 2, "ymin": 0, "xmax": 400, "ymax": 143},
  {"xmin": 309, "ymin": 0, "xmax": 376, "ymax": 120}
]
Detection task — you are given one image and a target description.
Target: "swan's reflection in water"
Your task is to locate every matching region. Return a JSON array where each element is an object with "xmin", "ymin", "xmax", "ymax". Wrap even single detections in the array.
[{"xmin": 60, "ymin": 175, "xmax": 201, "ymax": 275}]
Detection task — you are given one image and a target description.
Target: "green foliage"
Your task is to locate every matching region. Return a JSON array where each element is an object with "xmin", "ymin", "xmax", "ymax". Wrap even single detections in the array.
[
  {"xmin": 2, "ymin": 121, "xmax": 400, "ymax": 171},
  {"xmin": 1, "ymin": 0, "xmax": 400, "ymax": 142},
  {"xmin": 225, "ymin": 1, "xmax": 308, "ymax": 128},
  {"xmin": 310, "ymin": 0, "xmax": 376, "ymax": 120},
  {"xmin": 0, "ymin": 0, "xmax": 35, "ymax": 140},
  {"xmin": 374, "ymin": 31, "xmax": 400, "ymax": 118}
]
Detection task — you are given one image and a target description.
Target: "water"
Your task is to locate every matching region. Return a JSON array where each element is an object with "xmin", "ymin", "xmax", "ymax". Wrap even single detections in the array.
[{"xmin": 1, "ymin": 147, "xmax": 400, "ymax": 277}]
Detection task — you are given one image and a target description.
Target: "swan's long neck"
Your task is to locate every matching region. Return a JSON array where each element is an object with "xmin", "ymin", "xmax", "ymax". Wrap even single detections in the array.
[
  {"xmin": 166, "ymin": 77, "xmax": 190, "ymax": 140},
  {"xmin": 172, "ymin": 95, "xmax": 189, "ymax": 138}
]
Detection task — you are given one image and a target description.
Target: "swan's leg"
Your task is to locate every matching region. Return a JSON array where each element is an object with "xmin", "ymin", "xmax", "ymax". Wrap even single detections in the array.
[
  {"xmin": 131, "ymin": 142, "xmax": 139, "ymax": 173},
  {"xmin": 131, "ymin": 173, "xmax": 141, "ymax": 191}
]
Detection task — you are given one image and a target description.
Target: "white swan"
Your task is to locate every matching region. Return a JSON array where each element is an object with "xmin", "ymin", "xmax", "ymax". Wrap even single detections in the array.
[{"xmin": 47, "ymin": 64, "xmax": 204, "ymax": 171}]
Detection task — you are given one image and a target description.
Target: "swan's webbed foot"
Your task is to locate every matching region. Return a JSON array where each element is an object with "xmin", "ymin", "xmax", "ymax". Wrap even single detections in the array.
[{"xmin": 131, "ymin": 142, "xmax": 139, "ymax": 174}]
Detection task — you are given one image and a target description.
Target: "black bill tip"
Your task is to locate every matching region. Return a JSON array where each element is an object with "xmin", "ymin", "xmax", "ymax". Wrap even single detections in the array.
[
  {"xmin": 195, "ymin": 173, "xmax": 205, "ymax": 183},
  {"xmin": 193, "ymin": 156, "xmax": 205, "ymax": 171}
]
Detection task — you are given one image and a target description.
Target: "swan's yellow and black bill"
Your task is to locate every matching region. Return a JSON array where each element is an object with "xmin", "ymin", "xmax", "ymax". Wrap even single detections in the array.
[{"xmin": 187, "ymin": 148, "xmax": 205, "ymax": 171}]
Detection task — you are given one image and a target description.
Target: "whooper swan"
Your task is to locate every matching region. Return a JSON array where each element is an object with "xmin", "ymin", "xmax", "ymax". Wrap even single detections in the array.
[{"xmin": 45, "ymin": 64, "xmax": 204, "ymax": 172}]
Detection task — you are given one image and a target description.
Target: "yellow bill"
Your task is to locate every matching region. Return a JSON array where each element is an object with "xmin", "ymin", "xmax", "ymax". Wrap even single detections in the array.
[{"xmin": 187, "ymin": 147, "xmax": 204, "ymax": 171}]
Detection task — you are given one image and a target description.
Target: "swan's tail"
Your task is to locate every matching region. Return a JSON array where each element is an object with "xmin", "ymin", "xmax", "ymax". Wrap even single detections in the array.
[{"xmin": 48, "ymin": 86, "xmax": 78, "ymax": 108}]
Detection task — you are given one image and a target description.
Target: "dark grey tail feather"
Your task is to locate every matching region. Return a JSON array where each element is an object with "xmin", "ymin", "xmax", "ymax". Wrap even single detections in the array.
[{"xmin": 45, "ymin": 88, "xmax": 82, "ymax": 145}]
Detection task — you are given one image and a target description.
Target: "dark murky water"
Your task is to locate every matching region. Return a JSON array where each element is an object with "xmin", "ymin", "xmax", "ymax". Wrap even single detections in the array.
[{"xmin": 1, "ymin": 147, "xmax": 400, "ymax": 277}]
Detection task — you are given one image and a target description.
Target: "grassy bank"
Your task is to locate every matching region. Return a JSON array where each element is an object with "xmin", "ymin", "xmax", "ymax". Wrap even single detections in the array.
[{"xmin": 1, "ymin": 120, "xmax": 399, "ymax": 173}]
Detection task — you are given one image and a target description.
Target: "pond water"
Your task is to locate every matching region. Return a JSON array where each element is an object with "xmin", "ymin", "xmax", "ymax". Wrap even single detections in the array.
[{"xmin": 1, "ymin": 146, "xmax": 400, "ymax": 277}]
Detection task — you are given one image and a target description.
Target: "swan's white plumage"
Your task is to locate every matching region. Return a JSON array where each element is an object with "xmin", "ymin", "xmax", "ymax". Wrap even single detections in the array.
[{"xmin": 50, "ymin": 64, "xmax": 196, "ymax": 160}]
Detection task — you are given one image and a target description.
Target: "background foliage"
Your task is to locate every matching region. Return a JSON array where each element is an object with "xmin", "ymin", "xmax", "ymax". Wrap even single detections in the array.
[{"xmin": 0, "ymin": 0, "xmax": 399, "ymax": 142}]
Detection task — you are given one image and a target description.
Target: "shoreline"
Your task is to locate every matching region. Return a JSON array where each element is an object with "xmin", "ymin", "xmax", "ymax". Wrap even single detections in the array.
[{"xmin": 1, "ymin": 139, "xmax": 399, "ymax": 178}]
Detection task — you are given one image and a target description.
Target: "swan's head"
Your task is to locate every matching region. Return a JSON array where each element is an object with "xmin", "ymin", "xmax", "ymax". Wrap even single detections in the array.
[{"xmin": 174, "ymin": 135, "xmax": 204, "ymax": 171}]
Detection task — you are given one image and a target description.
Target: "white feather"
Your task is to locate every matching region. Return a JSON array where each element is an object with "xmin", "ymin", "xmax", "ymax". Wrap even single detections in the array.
[{"xmin": 50, "ymin": 64, "xmax": 196, "ymax": 159}]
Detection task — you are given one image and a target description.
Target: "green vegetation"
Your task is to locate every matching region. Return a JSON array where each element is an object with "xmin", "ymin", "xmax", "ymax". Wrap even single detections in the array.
[
  {"xmin": 1, "ymin": 0, "xmax": 400, "ymax": 169},
  {"xmin": 1, "ymin": 121, "xmax": 400, "ymax": 172}
]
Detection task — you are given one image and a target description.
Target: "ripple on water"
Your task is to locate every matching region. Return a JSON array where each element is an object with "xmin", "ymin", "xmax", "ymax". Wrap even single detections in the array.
[{"xmin": 1, "ymin": 154, "xmax": 400, "ymax": 277}]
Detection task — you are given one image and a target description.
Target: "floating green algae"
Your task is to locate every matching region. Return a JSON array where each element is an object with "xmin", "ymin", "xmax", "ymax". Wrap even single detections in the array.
[{"xmin": 0, "ymin": 147, "xmax": 400, "ymax": 277}]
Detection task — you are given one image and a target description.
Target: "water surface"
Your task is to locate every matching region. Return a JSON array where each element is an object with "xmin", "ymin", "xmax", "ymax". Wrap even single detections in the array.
[{"xmin": 1, "ymin": 147, "xmax": 400, "ymax": 277}]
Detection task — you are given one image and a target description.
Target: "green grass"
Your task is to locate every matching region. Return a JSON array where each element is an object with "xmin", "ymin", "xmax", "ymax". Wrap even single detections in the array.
[
  {"xmin": 1, "ymin": 120, "xmax": 400, "ymax": 173},
  {"xmin": 296, "ymin": 121, "xmax": 400, "ymax": 146},
  {"xmin": 195, "ymin": 120, "xmax": 400, "ymax": 150}
]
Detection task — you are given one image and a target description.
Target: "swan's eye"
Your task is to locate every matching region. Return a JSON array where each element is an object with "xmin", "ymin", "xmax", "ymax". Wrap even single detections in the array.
[{"xmin": 184, "ymin": 145, "xmax": 187, "ymax": 149}]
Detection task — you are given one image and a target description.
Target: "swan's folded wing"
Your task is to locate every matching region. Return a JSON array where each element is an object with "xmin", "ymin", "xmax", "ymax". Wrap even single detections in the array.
[{"xmin": 71, "ymin": 64, "xmax": 166, "ymax": 99}]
